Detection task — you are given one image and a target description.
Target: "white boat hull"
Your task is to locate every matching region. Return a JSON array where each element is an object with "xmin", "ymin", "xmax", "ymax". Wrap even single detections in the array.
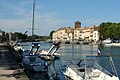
[
  {"xmin": 61, "ymin": 56, "xmax": 119, "ymax": 80},
  {"xmin": 62, "ymin": 65, "xmax": 119, "ymax": 80},
  {"xmin": 104, "ymin": 43, "xmax": 120, "ymax": 47}
]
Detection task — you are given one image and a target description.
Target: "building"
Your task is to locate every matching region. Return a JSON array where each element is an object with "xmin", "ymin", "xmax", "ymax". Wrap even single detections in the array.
[
  {"xmin": 52, "ymin": 22, "xmax": 99, "ymax": 42},
  {"xmin": 52, "ymin": 27, "xmax": 74, "ymax": 42}
]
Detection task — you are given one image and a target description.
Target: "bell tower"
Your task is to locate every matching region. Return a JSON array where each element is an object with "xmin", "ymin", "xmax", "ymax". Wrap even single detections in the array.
[{"xmin": 75, "ymin": 21, "xmax": 81, "ymax": 29}]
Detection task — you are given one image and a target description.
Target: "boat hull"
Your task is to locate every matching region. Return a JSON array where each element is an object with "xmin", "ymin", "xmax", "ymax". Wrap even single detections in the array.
[
  {"xmin": 61, "ymin": 65, "xmax": 119, "ymax": 80},
  {"xmin": 22, "ymin": 55, "xmax": 48, "ymax": 72},
  {"xmin": 104, "ymin": 43, "xmax": 120, "ymax": 47}
]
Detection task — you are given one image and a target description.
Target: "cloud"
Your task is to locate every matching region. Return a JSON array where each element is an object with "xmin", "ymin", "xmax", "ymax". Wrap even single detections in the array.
[
  {"xmin": 0, "ymin": 12, "xmax": 66, "ymax": 35},
  {"xmin": 0, "ymin": 18, "xmax": 31, "ymax": 33},
  {"xmin": 0, "ymin": 0, "xmax": 67, "ymax": 35},
  {"xmin": 33, "ymin": 13, "xmax": 67, "ymax": 35}
]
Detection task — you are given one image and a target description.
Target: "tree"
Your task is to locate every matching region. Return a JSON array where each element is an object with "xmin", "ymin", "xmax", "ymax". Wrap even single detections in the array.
[
  {"xmin": 98, "ymin": 22, "xmax": 120, "ymax": 40},
  {"xmin": 12, "ymin": 32, "xmax": 28, "ymax": 41},
  {"xmin": 49, "ymin": 31, "xmax": 55, "ymax": 40}
]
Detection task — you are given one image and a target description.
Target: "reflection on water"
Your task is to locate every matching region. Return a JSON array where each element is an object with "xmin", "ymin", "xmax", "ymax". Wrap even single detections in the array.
[{"xmin": 20, "ymin": 42, "xmax": 120, "ymax": 79}]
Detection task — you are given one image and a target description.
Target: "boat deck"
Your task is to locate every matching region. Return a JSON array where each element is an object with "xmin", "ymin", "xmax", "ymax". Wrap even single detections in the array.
[{"xmin": 69, "ymin": 65, "xmax": 92, "ymax": 77}]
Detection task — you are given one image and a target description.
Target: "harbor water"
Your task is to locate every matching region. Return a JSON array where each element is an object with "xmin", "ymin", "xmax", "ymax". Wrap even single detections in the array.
[{"xmin": 20, "ymin": 42, "xmax": 120, "ymax": 80}]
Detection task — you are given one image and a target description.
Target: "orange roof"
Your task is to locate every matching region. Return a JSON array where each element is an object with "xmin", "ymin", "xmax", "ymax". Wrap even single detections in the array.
[{"xmin": 76, "ymin": 28, "xmax": 90, "ymax": 30}]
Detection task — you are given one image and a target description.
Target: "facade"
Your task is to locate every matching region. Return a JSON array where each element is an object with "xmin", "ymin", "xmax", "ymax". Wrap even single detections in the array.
[
  {"xmin": 93, "ymin": 31, "xmax": 99, "ymax": 41},
  {"xmin": 74, "ymin": 28, "xmax": 91, "ymax": 41},
  {"xmin": 52, "ymin": 27, "xmax": 74, "ymax": 42},
  {"xmin": 52, "ymin": 22, "xmax": 99, "ymax": 42}
]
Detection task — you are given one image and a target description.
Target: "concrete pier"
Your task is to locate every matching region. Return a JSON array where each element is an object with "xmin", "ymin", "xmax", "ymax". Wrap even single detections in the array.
[{"xmin": 0, "ymin": 43, "xmax": 29, "ymax": 80}]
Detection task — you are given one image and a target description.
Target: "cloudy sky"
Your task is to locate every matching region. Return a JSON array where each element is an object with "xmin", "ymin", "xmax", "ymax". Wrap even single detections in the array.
[{"xmin": 0, "ymin": 0, "xmax": 120, "ymax": 36}]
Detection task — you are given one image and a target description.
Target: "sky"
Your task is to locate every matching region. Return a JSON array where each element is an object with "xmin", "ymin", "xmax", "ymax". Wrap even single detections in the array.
[{"xmin": 0, "ymin": 0, "xmax": 120, "ymax": 36}]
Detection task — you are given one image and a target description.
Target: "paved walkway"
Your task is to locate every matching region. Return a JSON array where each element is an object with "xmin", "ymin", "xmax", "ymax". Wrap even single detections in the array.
[{"xmin": 0, "ymin": 46, "xmax": 29, "ymax": 80}]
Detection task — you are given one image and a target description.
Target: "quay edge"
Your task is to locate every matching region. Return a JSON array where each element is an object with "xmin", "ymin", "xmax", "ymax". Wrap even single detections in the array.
[{"xmin": 0, "ymin": 43, "xmax": 29, "ymax": 80}]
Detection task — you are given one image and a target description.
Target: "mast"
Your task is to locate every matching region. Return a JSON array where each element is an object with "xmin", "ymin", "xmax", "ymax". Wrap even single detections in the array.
[{"xmin": 32, "ymin": 0, "xmax": 35, "ymax": 41}]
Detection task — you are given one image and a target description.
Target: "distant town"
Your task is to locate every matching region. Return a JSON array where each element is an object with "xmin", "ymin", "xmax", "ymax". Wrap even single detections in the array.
[{"xmin": 0, "ymin": 21, "xmax": 120, "ymax": 43}]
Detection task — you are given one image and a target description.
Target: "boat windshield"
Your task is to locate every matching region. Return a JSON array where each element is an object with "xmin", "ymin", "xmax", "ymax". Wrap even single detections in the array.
[
  {"xmin": 30, "ymin": 42, "xmax": 40, "ymax": 55},
  {"xmin": 77, "ymin": 56, "xmax": 117, "ymax": 77}
]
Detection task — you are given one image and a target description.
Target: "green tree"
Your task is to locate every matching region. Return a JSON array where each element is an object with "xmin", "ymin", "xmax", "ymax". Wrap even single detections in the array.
[
  {"xmin": 12, "ymin": 32, "xmax": 27, "ymax": 41},
  {"xmin": 98, "ymin": 22, "xmax": 120, "ymax": 40},
  {"xmin": 49, "ymin": 31, "xmax": 55, "ymax": 40}
]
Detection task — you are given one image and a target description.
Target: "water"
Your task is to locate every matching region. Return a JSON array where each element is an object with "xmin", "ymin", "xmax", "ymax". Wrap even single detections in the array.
[{"xmin": 20, "ymin": 42, "xmax": 120, "ymax": 79}]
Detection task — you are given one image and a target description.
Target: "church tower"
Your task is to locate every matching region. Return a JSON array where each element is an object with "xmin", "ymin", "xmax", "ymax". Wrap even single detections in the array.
[{"xmin": 75, "ymin": 21, "xmax": 81, "ymax": 29}]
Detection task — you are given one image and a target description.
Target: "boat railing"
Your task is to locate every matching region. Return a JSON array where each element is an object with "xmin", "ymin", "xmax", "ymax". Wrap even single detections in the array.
[
  {"xmin": 97, "ymin": 56, "xmax": 118, "ymax": 77},
  {"xmin": 86, "ymin": 55, "xmax": 118, "ymax": 77},
  {"xmin": 109, "ymin": 56, "xmax": 118, "ymax": 77},
  {"xmin": 94, "ymin": 62, "xmax": 114, "ymax": 77},
  {"xmin": 47, "ymin": 43, "xmax": 60, "ymax": 55}
]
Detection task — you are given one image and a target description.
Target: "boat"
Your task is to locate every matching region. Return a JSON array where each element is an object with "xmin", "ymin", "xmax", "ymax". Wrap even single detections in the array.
[
  {"xmin": 37, "ymin": 42, "xmax": 61, "ymax": 60},
  {"xmin": 103, "ymin": 38, "xmax": 112, "ymax": 44},
  {"xmin": 11, "ymin": 31, "xmax": 27, "ymax": 62},
  {"xmin": 104, "ymin": 43, "xmax": 120, "ymax": 47},
  {"xmin": 103, "ymin": 39, "xmax": 120, "ymax": 47},
  {"xmin": 22, "ymin": 55, "xmax": 48, "ymax": 72},
  {"xmin": 22, "ymin": 0, "xmax": 48, "ymax": 72},
  {"xmin": 22, "ymin": 42, "xmax": 48, "ymax": 72},
  {"xmin": 61, "ymin": 56, "xmax": 119, "ymax": 80}
]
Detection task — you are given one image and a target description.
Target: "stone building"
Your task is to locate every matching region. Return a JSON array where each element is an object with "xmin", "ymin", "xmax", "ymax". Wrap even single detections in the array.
[{"xmin": 52, "ymin": 27, "xmax": 74, "ymax": 42}]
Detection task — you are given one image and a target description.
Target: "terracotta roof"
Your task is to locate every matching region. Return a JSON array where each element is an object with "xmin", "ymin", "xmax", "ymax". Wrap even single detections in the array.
[{"xmin": 76, "ymin": 28, "xmax": 90, "ymax": 30}]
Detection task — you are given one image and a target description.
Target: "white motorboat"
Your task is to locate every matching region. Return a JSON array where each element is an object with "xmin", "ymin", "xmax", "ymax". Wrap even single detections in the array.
[
  {"xmin": 61, "ymin": 56, "xmax": 119, "ymax": 80},
  {"xmin": 104, "ymin": 43, "xmax": 120, "ymax": 47},
  {"xmin": 103, "ymin": 39, "xmax": 120, "ymax": 47},
  {"xmin": 103, "ymin": 38, "xmax": 112, "ymax": 44}
]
